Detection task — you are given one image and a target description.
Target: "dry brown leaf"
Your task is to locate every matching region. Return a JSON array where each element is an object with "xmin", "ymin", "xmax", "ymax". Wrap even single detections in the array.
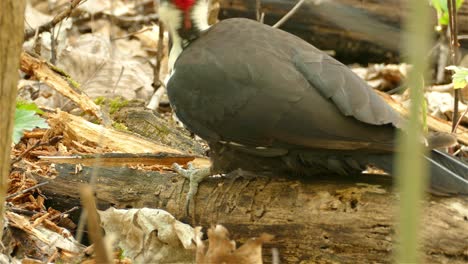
[
  {"xmin": 352, "ymin": 63, "xmax": 409, "ymax": 91},
  {"xmin": 98, "ymin": 208, "xmax": 198, "ymax": 263},
  {"xmin": 57, "ymin": 34, "xmax": 153, "ymax": 101},
  {"xmin": 24, "ymin": 3, "xmax": 52, "ymax": 30},
  {"xmin": 78, "ymin": 0, "xmax": 132, "ymax": 16},
  {"xmin": 196, "ymin": 225, "xmax": 273, "ymax": 264},
  {"xmin": 426, "ymin": 91, "xmax": 468, "ymax": 123}
]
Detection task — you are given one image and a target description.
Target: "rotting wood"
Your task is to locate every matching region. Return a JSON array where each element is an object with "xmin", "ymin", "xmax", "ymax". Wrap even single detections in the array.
[
  {"xmin": 112, "ymin": 107, "xmax": 206, "ymax": 155},
  {"xmin": 46, "ymin": 110, "xmax": 186, "ymax": 155},
  {"xmin": 38, "ymin": 153, "xmax": 209, "ymax": 167},
  {"xmin": 19, "ymin": 52, "xmax": 110, "ymax": 125},
  {"xmin": 39, "ymin": 164, "xmax": 468, "ymax": 263}
]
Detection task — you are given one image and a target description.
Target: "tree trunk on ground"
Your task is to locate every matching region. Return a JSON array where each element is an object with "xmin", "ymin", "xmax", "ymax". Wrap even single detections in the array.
[
  {"xmin": 0, "ymin": 0, "xmax": 26, "ymax": 238},
  {"xmin": 219, "ymin": 0, "xmax": 468, "ymax": 64},
  {"xmin": 40, "ymin": 164, "xmax": 468, "ymax": 263}
]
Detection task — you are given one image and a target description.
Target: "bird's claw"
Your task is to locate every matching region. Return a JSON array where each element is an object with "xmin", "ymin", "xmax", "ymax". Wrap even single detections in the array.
[{"xmin": 172, "ymin": 163, "xmax": 211, "ymax": 217}]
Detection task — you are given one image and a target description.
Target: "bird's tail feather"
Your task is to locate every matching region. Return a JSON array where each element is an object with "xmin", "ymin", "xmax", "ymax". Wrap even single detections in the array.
[
  {"xmin": 426, "ymin": 149, "xmax": 468, "ymax": 195},
  {"xmin": 368, "ymin": 150, "xmax": 468, "ymax": 195}
]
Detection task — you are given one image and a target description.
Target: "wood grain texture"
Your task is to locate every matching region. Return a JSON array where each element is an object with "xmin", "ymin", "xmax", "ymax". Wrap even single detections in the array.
[{"xmin": 41, "ymin": 164, "xmax": 468, "ymax": 263}]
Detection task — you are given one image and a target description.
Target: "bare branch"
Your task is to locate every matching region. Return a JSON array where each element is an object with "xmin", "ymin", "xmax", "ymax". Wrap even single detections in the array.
[
  {"xmin": 272, "ymin": 0, "xmax": 306, "ymax": 28},
  {"xmin": 24, "ymin": 0, "xmax": 85, "ymax": 40}
]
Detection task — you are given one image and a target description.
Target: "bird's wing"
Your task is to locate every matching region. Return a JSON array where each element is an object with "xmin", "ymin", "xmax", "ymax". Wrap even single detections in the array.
[
  {"xmin": 293, "ymin": 49, "xmax": 402, "ymax": 127},
  {"xmin": 168, "ymin": 18, "xmax": 399, "ymax": 152}
]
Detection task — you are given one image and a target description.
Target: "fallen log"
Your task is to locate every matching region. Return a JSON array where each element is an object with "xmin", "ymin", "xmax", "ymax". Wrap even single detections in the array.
[
  {"xmin": 39, "ymin": 163, "xmax": 468, "ymax": 263},
  {"xmin": 219, "ymin": 0, "xmax": 468, "ymax": 64},
  {"xmin": 220, "ymin": 0, "xmax": 404, "ymax": 63}
]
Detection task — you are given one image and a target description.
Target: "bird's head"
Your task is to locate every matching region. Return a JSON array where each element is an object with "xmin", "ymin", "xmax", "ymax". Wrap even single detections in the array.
[
  {"xmin": 158, "ymin": 0, "xmax": 210, "ymax": 70},
  {"xmin": 159, "ymin": 0, "xmax": 210, "ymax": 42}
]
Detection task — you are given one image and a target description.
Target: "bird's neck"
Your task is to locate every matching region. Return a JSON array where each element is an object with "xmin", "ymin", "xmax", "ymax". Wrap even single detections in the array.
[{"xmin": 160, "ymin": 0, "xmax": 210, "ymax": 71}]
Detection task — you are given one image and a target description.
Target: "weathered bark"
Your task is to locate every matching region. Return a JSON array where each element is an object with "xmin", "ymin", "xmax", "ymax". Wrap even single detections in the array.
[
  {"xmin": 40, "ymin": 164, "xmax": 468, "ymax": 263},
  {"xmin": 46, "ymin": 110, "xmax": 185, "ymax": 155},
  {"xmin": 43, "ymin": 110, "xmax": 210, "ymax": 167},
  {"xmin": 0, "ymin": 0, "xmax": 26, "ymax": 238},
  {"xmin": 113, "ymin": 107, "xmax": 206, "ymax": 155}
]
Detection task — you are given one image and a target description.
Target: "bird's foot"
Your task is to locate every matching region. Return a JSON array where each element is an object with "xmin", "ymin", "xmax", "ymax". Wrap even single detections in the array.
[{"xmin": 172, "ymin": 163, "xmax": 211, "ymax": 217}]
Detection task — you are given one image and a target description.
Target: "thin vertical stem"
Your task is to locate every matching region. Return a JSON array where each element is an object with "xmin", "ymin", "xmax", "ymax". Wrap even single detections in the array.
[
  {"xmin": 447, "ymin": 0, "xmax": 460, "ymax": 132},
  {"xmin": 0, "ymin": 0, "xmax": 26, "ymax": 240},
  {"xmin": 395, "ymin": 0, "xmax": 431, "ymax": 262}
]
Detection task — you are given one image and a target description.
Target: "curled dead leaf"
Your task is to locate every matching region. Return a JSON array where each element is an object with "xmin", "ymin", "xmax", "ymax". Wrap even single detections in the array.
[{"xmin": 196, "ymin": 225, "xmax": 274, "ymax": 264}]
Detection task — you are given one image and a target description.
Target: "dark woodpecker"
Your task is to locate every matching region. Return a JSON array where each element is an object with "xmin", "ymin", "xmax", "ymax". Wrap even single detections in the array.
[{"xmin": 158, "ymin": 0, "xmax": 468, "ymax": 212}]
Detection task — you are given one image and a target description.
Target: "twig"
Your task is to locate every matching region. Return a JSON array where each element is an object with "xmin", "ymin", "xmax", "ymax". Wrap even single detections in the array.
[
  {"xmin": 456, "ymin": 34, "xmax": 468, "ymax": 40},
  {"xmin": 452, "ymin": 97, "xmax": 468, "ymax": 132},
  {"xmin": 147, "ymin": 22, "xmax": 166, "ymax": 110},
  {"xmin": 146, "ymin": 82, "xmax": 167, "ymax": 110},
  {"xmin": 50, "ymin": 18, "xmax": 63, "ymax": 64},
  {"xmin": 8, "ymin": 207, "xmax": 37, "ymax": 216},
  {"xmin": 256, "ymin": 0, "xmax": 264, "ymax": 23},
  {"xmin": 111, "ymin": 65, "xmax": 125, "ymax": 96},
  {"xmin": 5, "ymin": 181, "xmax": 49, "ymax": 200},
  {"xmin": 49, "ymin": 206, "xmax": 79, "ymax": 221},
  {"xmin": 272, "ymin": 248, "xmax": 280, "ymax": 264},
  {"xmin": 435, "ymin": 41, "xmax": 448, "ymax": 84},
  {"xmin": 272, "ymin": 0, "xmax": 306, "ymax": 28},
  {"xmin": 426, "ymin": 82, "xmax": 454, "ymax": 92},
  {"xmin": 11, "ymin": 140, "xmax": 42, "ymax": 165},
  {"xmin": 80, "ymin": 185, "xmax": 112, "ymax": 264},
  {"xmin": 10, "ymin": 136, "xmax": 63, "ymax": 166},
  {"xmin": 447, "ymin": 0, "xmax": 461, "ymax": 133},
  {"xmin": 24, "ymin": 0, "xmax": 85, "ymax": 40},
  {"xmin": 153, "ymin": 22, "xmax": 165, "ymax": 91},
  {"xmin": 50, "ymin": 27, "xmax": 57, "ymax": 64},
  {"xmin": 110, "ymin": 27, "xmax": 153, "ymax": 41}
]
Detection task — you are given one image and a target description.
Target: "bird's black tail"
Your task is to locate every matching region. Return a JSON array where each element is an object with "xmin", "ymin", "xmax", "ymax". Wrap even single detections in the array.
[
  {"xmin": 369, "ymin": 149, "xmax": 468, "ymax": 195},
  {"xmin": 426, "ymin": 149, "xmax": 468, "ymax": 194}
]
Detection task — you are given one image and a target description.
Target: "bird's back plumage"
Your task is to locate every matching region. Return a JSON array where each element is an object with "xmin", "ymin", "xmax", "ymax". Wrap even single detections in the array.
[
  {"xmin": 167, "ymin": 18, "xmax": 468, "ymax": 194},
  {"xmin": 169, "ymin": 18, "xmax": 400, "ymax": 151}
]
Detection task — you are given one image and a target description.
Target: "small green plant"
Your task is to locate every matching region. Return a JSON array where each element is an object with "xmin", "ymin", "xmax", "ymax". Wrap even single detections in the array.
[
  {"xmin": 112, "ymin": 122, "xmax": 128, "ymax": 131},
  {"xmin": 16, "ymin": 100, "xmax": 44, "ymax": 114},
  {"xmin": 431, "ymin": 0, "xmax": 464, "ymax": 26},
  {"xmin": 94, "ymin": 96, "xmax": 129, "ymax": 114},
  {"xmin": 13, "ymin": 101, "xmax": 49, "ymax": 144},
  {"xmin": 446, "ymin": 65, "xmax": 468, "ymax": 89}
]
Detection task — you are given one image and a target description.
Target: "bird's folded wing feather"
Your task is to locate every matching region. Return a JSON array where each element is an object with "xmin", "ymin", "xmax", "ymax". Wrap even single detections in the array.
[
  {"xmin": 168, "ymin": 18, "xmax": 399, "ymax": 151},
  {"xmin": 293, "ymin": 49, "xmax": 402, "ymax": 127}
]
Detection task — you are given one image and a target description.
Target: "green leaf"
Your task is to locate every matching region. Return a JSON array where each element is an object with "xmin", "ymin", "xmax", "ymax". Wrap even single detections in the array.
[
  {"xmin": 446, "ymin": 65, "xmax": 468, "ymax": 89},
  {"xmin": 13, "ymin": 109, "xmax": 49, "ymax": 144},
  {"xmin": 439, "ymin": 13, "xmax": 449, "ymax": 25},
  {"xmin": 431, "ymin": 0, "xmax": 444, "ymax": 13},
  {"xmin": 431, "ymin": 0, "xmax": 465, "ymax": 25},
  {"xmin": 16, "ymin": 100, "xmax": 44, "ymax": 114}
]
